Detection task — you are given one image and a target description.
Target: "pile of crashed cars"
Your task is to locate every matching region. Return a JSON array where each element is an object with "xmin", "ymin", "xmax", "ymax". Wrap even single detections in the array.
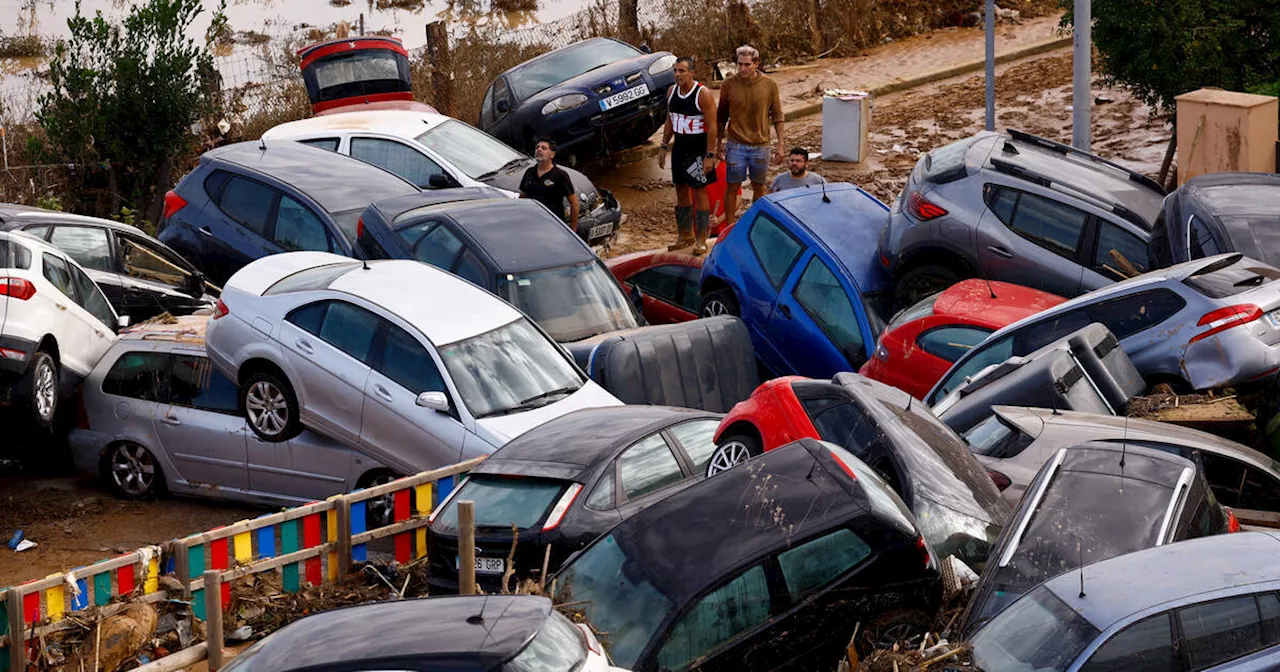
[{"xmin": 7, "ymin": 32, "xmax": 1280, "ymax": 672}]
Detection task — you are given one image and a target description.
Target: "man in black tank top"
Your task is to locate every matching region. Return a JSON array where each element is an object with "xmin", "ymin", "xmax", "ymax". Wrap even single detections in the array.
[{"xmin": 659, "ymin": 56, "xmax": 719, "ymax": 255}]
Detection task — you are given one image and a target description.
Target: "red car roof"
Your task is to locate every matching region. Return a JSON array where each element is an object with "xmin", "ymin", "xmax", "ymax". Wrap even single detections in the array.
[{"xmin": 931, "ymin": 279, "xmax": 1066, "ymax": 328}]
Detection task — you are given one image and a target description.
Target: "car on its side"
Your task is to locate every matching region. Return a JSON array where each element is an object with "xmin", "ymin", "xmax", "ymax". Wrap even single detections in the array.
[
  {"xmin": 968, "ymin": 531, "xmax": 1280, "ymax": 672},
  {"xmin": 607, "ymin": 250, "xmax": 704, "ymax": 324},
  {"xmin": 960, "ymin": 442, "xmax": 1238, "ymax": 637},
  {"xmin": 966, "ymin": 405, "xmax": 1280, "ymax": 510},
  {"xmin": 858, "ymin": 279, "xmax": 1066, "ymax": 399},
  {"xmin": 877, "ymin": 129, "xmax": 1166, "ymax": 307},
  {"xmin": 158, "ymin": 141, "xmax": 420, "ymax": 286},
  {"xmin": 69, "ymin": 316, "xmax": 400, "ymax": 510},
  {"xmin": 425, "ymin": 405, "xmax": 721, "ymax": 593},
  {"xmin": 699, "ymin": 183, "xmax": 893, "ymax": 378},
  {"xmin": 0, "ymin": 230, "xmax": 122, "ymax": 427},
  {"xmin": 203, "ymin": 253, "xmax": 621, "ymax": 466},
  {"xmin": 480, "ymin": 37, "xmax": 677, "ymax": 157},
  {"xmin": 552, "ymin": 438, "xmax": 941, "ymax": 671},
  {"xmin": 925, "ymin": 253, "xmax": 1280, "ymax": 405},
  {"xmin": 222, "ymin": 595, "xmax": 626, "ymax": 672},
  {"xmin": 354, "ymin": 190, "xmax": 642, "ymax": 344},
  {"xmin": 262, "ymin": 110, "xmax": 624, "ymax": 247},
  {"xmin": 709, "ymin": 372, "xmax": 1009, "ymax": 570},
  {"xmin": 1151, "ymin": 171, "xmax": 1280, "ymax": 270},
  {"xmin": 0, "ymin": 204, "xmax": 215, "ymax": 322}
]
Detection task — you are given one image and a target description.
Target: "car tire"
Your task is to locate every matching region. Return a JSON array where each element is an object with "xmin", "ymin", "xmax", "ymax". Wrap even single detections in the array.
[
  {"xmin": 241, "ymin": 369, "xmax": 302, "ymax": 443},
  {"xmin": 895, "ymin": 264, "xmax": 964, "ymax": 311},
  {"xmin": 23, "ymin": 350, "xmax": 58, "ymax": 428},
  {"xmin": 358, "ymin": 470, "xmax": 408, "ymax": 528},
  {"xmin": 706, "ymin": 433, "xmax": 761, "ymax": 477},
  {"xmin": 861, "ymin": 608, "xmax": 932, "ymax": 654},
  {"xmin": 701, "ymin": 288, "xmax": 740, "ymax": 318},
  {"xmin": 102, "ymin": 442, "xmax": 163, "ymax": 499}
]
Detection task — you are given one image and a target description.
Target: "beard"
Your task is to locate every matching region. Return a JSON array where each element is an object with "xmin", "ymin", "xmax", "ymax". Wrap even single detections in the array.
[{"xmin": 790, "ymin": 167, "xmax": 805, "ymax": 176}]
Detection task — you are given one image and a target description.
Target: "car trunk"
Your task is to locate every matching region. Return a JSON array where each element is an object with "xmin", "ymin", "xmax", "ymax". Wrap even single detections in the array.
[{"xmin": 1183, "ymin": 256, "xmax": 1280, "ymax": 347}]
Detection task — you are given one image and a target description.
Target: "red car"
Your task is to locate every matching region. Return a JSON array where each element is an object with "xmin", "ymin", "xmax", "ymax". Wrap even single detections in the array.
[
  {"xmin": 858, "ymin": 279, "xmax": 1066, "ymax": 399},
  {"xmin": 606, "ymin": 250, "xmax": 704, "ymax": 324}
]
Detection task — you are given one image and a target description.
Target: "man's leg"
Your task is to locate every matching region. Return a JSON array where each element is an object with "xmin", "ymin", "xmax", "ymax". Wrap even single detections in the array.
[
  {"xmin": 670, "ymin": 184, "xmax": 695, "ymax": 250},
  {"xmin": 692, "ymin": 186, "xmax": 711, "ymax": 255},
  {"xmin": 747, "ymin": 144, "xmax": 770, "ymax": 206},
  {"xmin": 723, "ymin": 141, "xmax": 747, "ymax": 228}
]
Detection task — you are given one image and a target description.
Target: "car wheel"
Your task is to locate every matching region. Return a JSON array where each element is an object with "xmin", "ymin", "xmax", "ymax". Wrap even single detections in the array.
[
  {"xmin": 360, "ymin": 470, "xmax": 404, "ymax": 529},
  {"xmin": 706, "ymin": 433, "xmax": 761, "ymax": 477},
  {"xmin": 241, "ymin": 369, "xmax": 301, "ymax": 442},
  {"xmin": 895, "ymin": 264, "xmax": 963, "ymax": 311},
  {"xmin": 24, "ymin": 350, "xmax": 58, "ymax": 428},
  {"xmin": 103, "ymin": 442, "xmax": 163, "ymax": 499},
  {"xmin": 861, "ymin": 608, "xmax": 931, "ymax": 654},
  {"xmin": 701, "ymin": 288, "xmax": 740, "ymax": 318}
]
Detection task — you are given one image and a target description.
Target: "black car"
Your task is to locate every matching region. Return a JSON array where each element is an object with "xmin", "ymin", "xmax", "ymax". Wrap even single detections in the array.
[
  {"xmin": 0, "ymin": 205, "xmax": 214, "ymax": 322},
  {"xmin": 220, "ymin": 595, "xmax": 613, "ymax": 672},
  {"xmin": 959, "ymin": 441, "xmax": 1237, "ymax": 638},
  {"xmin": 1151, "ymin": 172, "xmax": 1280, "ymax": 269},
  {"xmin": 357, "ymin": 189, "xmax": 643, "ymax": 343},
  {"xmin": 552, "ymin": 438, "xmax": 942, "ymax": 672},
  {"xmin": 479, "ymin": 37, "xmax": 677, "ymax": 157},
  {"xmin": 426, "ymin": 405, "xmax": 721, "ymax": 593},
  {"xmin": 157, "ymin": 141, "xmax": 420, "ymax": 286}
]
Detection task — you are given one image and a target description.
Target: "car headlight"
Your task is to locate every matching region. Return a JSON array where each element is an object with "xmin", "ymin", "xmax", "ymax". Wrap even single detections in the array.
[
  {"xmin": 541, "ymin": 94, "xmax": 589, "ymax": 115},
  {"xmin": 648, "ymin": 54, "xmax": 677, "ymax": 75}
]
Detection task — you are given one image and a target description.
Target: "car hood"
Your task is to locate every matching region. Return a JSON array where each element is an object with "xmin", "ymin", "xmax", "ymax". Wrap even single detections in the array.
[
  {"xmin": 475, "ymin": 380, "xmax": 622, "ymax": 446},
  {"xmin": 530, "ymin": 53, "xmax": 661, "ymax": 102},
  {"xmin": 481, "ymin": 163, "xmax": 600, "ymax": 204}
]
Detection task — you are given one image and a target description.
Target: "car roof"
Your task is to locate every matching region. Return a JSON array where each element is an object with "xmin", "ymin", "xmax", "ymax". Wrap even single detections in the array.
[
  {"xmin": 0, "ymin": 204, "xmax": 150, "ymax": 236},
  {"xmin": 1054, "ymin": 440, "xmax": 1192, "ymax": 485},
  {"xmin": 931, "ymin": 279, "xmax": 1066, "ymax": 326},
  {"xmin": 117, "ymin": 315, "xmax": 208, "ymax": 345},
  {"xmin": 262, "ymin": 109, "xmax": 451, "ymax": 142},
  {"xmin": 205, "ymin": 141, "xmax": 418, "ymax": 215},
  {"xmin": 1044, "ymin": 531, "xmax": 1280, "ymax": 629},
  {"xmin": 473, "ymin": 406, "xmax": 720, "ymax": 481},
  {"xmin": 224, "ymin": 595, "xmax": 550, "ymax": 671},
  {"xmin": 0, "ymin": 229, "xmax": 69, "ymax": 259},
  {"xmin": 1181, "ymin": 172, "xmax": 1280, "ymax": 214},
  {"xmin": 769, "ymin": 183, "xmax": 890, "ymax": 292}
]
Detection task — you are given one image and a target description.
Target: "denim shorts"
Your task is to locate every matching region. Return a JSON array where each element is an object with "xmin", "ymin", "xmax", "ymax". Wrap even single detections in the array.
[{"xmin": 725, "ymin": 141, "xmax": 771, "ymax": 185}]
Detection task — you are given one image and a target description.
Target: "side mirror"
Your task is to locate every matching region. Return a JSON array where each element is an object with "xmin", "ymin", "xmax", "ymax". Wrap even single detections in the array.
[
  {"xmin": 416, "ymin": 391, "xmax": 450, "ymax": 412},
  {"xmin": 427, "ymin": 173, "xmax": 457, "ymax": 189},
  {"xmin": 496, "ymin": 99, "xmax": 511, "ymax": 114}
]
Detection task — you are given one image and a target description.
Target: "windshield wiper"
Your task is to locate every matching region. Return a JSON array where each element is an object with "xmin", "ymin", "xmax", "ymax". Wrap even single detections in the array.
[
  {"xmin": 476, "ymin": 157, "xmax": 531, "ymax": 181},
  {"xmin": 516, "ymin": 385, "xmax": 580, "ymax": 408}
]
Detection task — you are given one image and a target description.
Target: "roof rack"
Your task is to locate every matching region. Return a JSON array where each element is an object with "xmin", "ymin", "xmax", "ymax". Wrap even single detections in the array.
[
  {"xmin": 990, "ymin": 158, "xmax": 1152, "ymax": 230},
  {"xmin": 1007, "ymin": 129, "xmax": 1167, "ymax": 196}
]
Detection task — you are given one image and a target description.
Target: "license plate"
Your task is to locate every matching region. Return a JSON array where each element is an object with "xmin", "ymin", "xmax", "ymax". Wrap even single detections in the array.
[
  {"xmin": 458, "ymin": 556, "xmax": 506, "ymax": 575},
  {"xmin": 600, "ymin": 83, "xmax": 650, "ymax": 111},
  {"xmin": 588, "ymin": 222, "xmax": 613, "ymax": 240},
  {"xmin": 1267, "ymin": 310, "xmax": 1280, "ymax": 328}
]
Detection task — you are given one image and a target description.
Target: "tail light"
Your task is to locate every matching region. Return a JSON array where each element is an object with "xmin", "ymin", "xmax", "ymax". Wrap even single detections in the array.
[
  {"xmin": 987, "ymin": 469, "xmax": 1012, "ymax": 491},
  {"xmin": 542, "ymin": 483, "xmax": 583, "ymax": 532},
  {"xmin": 212, "ymin": 299, "xmax": 229, "ymax": 319},
  {"xmin": 916, "ymin": 535, "xmax": 934, "ymax": 570},
  {"xmin": 1227, "ymin": 508, "xmax": 1241, "ymax": 533},
  {"xmin": 162, "ymin": 191, "xmax": 187, "ymax": 219},
  {"xmin": 0, "ymin": 277, "xmax": 36, "ymax": 300},
  {"xmin": 576, "ymin": 623, "xmax": 603, "ymax": 656},
  {"xmin": 906, "ymin": 191, "xmax": 948, "ymax": 221},
  {"xmin": 825, "ymin": 447, "xmax": 859, "ymax": 480},
  {"xmin": 77, "ymin": 395, "xmax": 91, "ymax": 430},
  {"xmin": 1189, "ymin": 304, "xmax": 1263, "ymax": 343}
]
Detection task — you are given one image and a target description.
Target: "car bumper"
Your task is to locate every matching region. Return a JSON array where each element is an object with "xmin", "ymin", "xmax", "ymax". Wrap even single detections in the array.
[
  {"xmin": 0, "ymin": 333, "xmax": 37, "ymax": 377},
  {"xmin": 1183, "ymin": 331, "xmax": 1280, "ymax": 390},
  {"xmin": 554, "ymin": 92, "xmax": 668, "ymax": 153},
  {"xmin": 69, "ymin": 428, "xmax": 112, "ymax": 475},
  {"xmin": 878, "ymin": 210, "xmax": 913, "ymax": 276},
  {"xmin": 576, "ymin": 189, "xmax": 624, "ymax": 246}
]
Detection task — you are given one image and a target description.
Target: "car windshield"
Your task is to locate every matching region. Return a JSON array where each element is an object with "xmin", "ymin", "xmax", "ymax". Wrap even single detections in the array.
[
  {"xmin": 498, "ymin": 261, "xmax": 639, "ymax": 342},
  {"xmin": 438, "ymin": 318, "xmax": 584, "ymax": 418},
  {"xmin": 416, "ymin": 120, "xmax": 529, "ymax": 180},
  {"xmin": 554, "ymin": 533, "xmax": 673, "ymax": 669},
  {"xmin": 508, "ymin": 39, "xmax": 642, "ymax": 100},
  {"xmin": 506, "ymin": 609, "xmax": 588, "ymax": 672},
  {"xmin": 431, "ymin": 475, "xmax": 569, "ymax": 532},
  {"xmin": 969, "ymin": 586, "xmax": 1099, "ymax": 672}
]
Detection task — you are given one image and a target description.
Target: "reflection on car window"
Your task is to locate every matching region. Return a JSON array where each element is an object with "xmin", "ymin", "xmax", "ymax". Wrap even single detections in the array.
[
  {"xmin": 500, "ymin": 261, "xmax": 638, "ymax": 342},
  {"xmin": 351, "ymin": 137, "xmax": 445, "ymax": 188},
  {"xmin": 318, "ymin": 301, "xmax": 381, "ymax": 365},
  {"xmin": 964, "ymin": 414, "xmax": 1034, "ymax": 459},
  {"xmin": 655, "ymin": 565, "xmax": 771, "ymax": 671},
  {"xmin": 41, "ymin": 253, "xmax": 76, "ymax": 300},
  {"xmin": 931, "ymin": 335, "xmax": 1013, "ymax": 404},
  {"xmin": 1085, "ymin": 290, "xmax": 1185, "ymax": 341},
  {"xmin": 746, "ymin": 213, "xmax": 803, "ymax": 289},
  {"xmin": 1018, "ymin": 310, "xmax": 1092, "ymax": 353},
  {"xmin": 377, "ymin": 324, "xmax": 446, "ymax": 395},
  {"xmin": 416, "ymin": 120, "xmax": 527, "ymax": 180},
  {"xmin": 618, "ymin": 434, "xmax": 684, "ymax": 501},
  {"xmin": 507, "ymin": 610, "xmax": 587, "ymax": 672},
  {"xmin": 585, "ymin": 468, "xmax": 615, "ymax": 510},
  {"xmin": 298, "ymin": 137, "xmax": 339, "ymax": 152},
  {"xmin": 917, "ymin": 326, "xmax": 991, "ymax": 363},
  {"xmin": 793, "ymin": 257, "xmax": 865, "ymax": 363},
  {"xmin": 669, "ymin": 419, "xmax": 720, "ymax": 476},
  {"xmin": 273, "ymin": 196, "xmax": 332, "ymax": 253},
  {"xmin": 777, "ymin": 529, "xmax": 871, "ymax": 601},
  {"xmin": 1094, "ymin": 222, "xmax": 1149, "ymax": 281},
  {"xmin": 49, "ymin": 226, "xmax": 111, "ymax": 272},
  {"xmin": 170, "ymin": 355, "xmax": 238, "ymax": 414},
  {"xmin": 507, "ymin": 39, "xmax": 642, "ymax": 100},
  {"xmin": 1178, "ymin": 595, "xmax": 1264, "ymax": 670},
  {"xmin": 431, "ymin": 475, "xmax": 566, "ymax": 531},
  {"xmin": 1200, "ymin": 452, "xmax": 1280, "ymax": 513},
  {"xmin": 1081, "ymin": 613, "xmax": 1177, "ymax": 672},
  {"xmin": 103, "ymin": 351, "xmax": 168, "ymax": 402}
]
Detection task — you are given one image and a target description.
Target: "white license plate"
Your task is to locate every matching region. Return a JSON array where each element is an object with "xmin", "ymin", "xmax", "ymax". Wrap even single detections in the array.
[
  {"xmin": 588, "ymin": 223, "xmax": 613, "ymax": 240},
  {"xmin": 461, "ymin": 556, "xmax": 505, "ymax": 575},
  {"xmin": 600, "ymin": 83, "xmax": 650, "ymax": 111},
  {"xmin": 1267, "ymin": 310, "xmax": 1280, "ymax": 328}
]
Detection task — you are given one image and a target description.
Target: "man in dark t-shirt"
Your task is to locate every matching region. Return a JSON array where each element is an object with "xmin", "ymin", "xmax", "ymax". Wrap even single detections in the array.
[{"xmin": 519, "ymin": 138, "xmax": 579, "ymax": 232}]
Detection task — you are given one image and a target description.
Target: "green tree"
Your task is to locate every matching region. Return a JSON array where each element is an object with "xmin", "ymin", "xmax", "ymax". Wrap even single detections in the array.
[{"xmin": 37, "ymin": 0, "xmax": 226, "ymax": 228}]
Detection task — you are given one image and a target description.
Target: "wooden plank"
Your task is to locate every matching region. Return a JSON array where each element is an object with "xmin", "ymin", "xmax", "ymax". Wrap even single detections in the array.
[
  {"xmin": 303, "ymin": 514, "xmax": 322, "ymax": 586},
  {"xmin": 7, "ymin": 589, "xmax": 24, "ymax": 671},
  {"xmin": 458, "ymin": 501, "xmax": 476, "ymax": 596},
  {"xmin": 335, "ymin": 499, "xmax": 352, "ymax": 581},
  {"xmin": 257, "ymin": 525, "xmax": 276, "ymax": 559},
  {"xmin": 1234, "ymin": 508, "xmax": 1280, "ymax": 529},
  {"xmin": 233, "ymin": 532, "xmax": 253, "ymax": 564},
  {"xmin": 346, "ymin": 458, "xmax": 484, "ymax": 502},
  {"xmin": 350, "ymin": 501, "xmax": 367, "ymax": 563},
  {"xmin": 117, "ymin": 563, "xmax": 136, "ymax": 596},
  {"xmin": 6, "ymin": 552, "xmax": 139, "ymax": 594},
  {"xmin": 203, "ymin": 572, "xmax": 224, "ymax": 671},
  {"xmin": 130, "ymin": 642, "xmax": 206, "ymax": 672},
  {"xmin": 394, "ymin": 489, "xmax": 411, "ymax": 563},
  {"xmin": 178, "ymin": 500, "xmax": 335, "ymax": 546},
  {"xmin": 281, "ymin": 520, "xmax": 300, "ymax": 593},
  {"xmin": 93, "ymin": 572, "xmax": 112, "ymax": 606},
  {"xmin": 44, "ymin": 582, "xmax": 64, "ymax": 622},
  {"xmin": 188, "ymin": 546, "xmax": 332, "ymax": 591},
  {"xmin": 350, "ymin": 518, "xmax": 429, "ymax": 545}
]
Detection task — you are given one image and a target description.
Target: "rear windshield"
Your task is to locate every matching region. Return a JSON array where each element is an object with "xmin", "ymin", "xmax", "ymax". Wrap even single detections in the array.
[
  {"xmin": 430, "ymin": 475, "xmax": 569, "ymax": 532},
  {"xmin": 923, "ymin": 138, "xmax": 975, "ymax": 184},
  {"xmin": 964, "ymin": 413, "xmax": 1035, "ymax": 459},
  {"xmin": 886, "ymin": 291, "xmax": 939, "ymax": 332},
  {"xmin": 263, "ymin": 262, "xmax": 360, "ymax": 295},
  {"xmin": 969, "ymin": 586, "xmax": 1099, "ymax": 671},
  {"xmin": 1182, "ymin": 254, "xmax": 1280, "ymax": 298},
  {"xmin": 0, "ymin": 237, "xmax": 31, "ymax": 270},
  {"xmin": 507, "ymin": 609, "xmax": 587, "ymax": 672}
]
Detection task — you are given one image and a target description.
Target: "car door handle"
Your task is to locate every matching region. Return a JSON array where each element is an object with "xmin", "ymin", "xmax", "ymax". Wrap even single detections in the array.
[
  {"xmin": 160, "ymin": 415, "xmax": 182, "ymax": 426},
  {"xmin": 779, "ymin": 304, "xmax": 792, "ymax": 319},
  {"xmin": 373, "ymin": 384, "xmax": 394, "ymax": 403},
  {"xmin": 198, "ymin": 226, "xmax": 214, "ymax": 237},
  {"xmin": 54, "ymin": 302, "xmax": 67, "ymax": 311},
  {"xmin": 295, "ymin": 339, "xmax": 314, "ymax": 355},
  {"xmin": 987, "ymin": 245, "xmax": 1014, "ymax": 259}
]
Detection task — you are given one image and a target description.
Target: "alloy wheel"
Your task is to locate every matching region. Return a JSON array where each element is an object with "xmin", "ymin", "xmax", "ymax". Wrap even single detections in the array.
[
  {"xmin": 706, "ymin": 441, "xmax": 752, "ymax": 476},
  {"xmin": 245, "ymin": 380, "xmax": 289, "ymax": 437},
  {"xmin": 110, "ymin": 444, "xmax": 157, "ymax": 497},
  {"xmin": 364, "ymin": 473, "xmax": 398, "ymax": 527},
  {"xmin": 703, "ymin": 300, "xmax": 730, "ymax": 317},
  {"xmin": 34, "ymin": 360, "xmax": 56, "ymax": 422}
]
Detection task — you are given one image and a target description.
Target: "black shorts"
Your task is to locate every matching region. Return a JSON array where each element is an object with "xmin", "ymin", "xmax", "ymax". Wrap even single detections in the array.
[{"xmin": 672, "ymin": 144, "xmax": 717, "ymax": 188}]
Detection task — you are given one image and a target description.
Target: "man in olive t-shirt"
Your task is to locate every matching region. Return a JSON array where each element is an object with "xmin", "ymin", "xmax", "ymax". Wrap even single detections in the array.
[{"xmin": 716, "ymin": 44, "xmax": 786, "ymax": 228}]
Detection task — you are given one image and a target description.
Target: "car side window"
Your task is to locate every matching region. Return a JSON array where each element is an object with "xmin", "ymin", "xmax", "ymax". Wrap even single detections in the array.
[
  {"xmin": 22, "ymin": 224, "xmax": 49, "ymax": 240},
  {"xmin": 286, "ymin": 302, "xmax": 328, "ymax": 336},
  {"xmin": 680, "ymin": 265, "xmax": 701, "ymax": 313},
  {"xmin": 1260, "ymin": 593, "xmax": 1280, "ymax": 643},
  {"xmin": 102, "ymin": 352, "xmax": 169, "ymax": 402},
  {"xmin": 1080, "ymin": 612, "xmax": 1178, "ymax": 672},
  {"xmin": 479, "ymin": 84, "xmax": 496, "ymax": 127},
  {"xmin": 216, "ymin": 176, "xmax": 277, "ymax": 236},
  {"xmin": 584, "ymin": 469, "xmax": 615, "ymax": 510},
  {"xmin": 630, "ymin": 265, "xmax": 683, "ymax": 304},
  {"xmin": 792, "ymin": 257, "xmax": 865, "ymax": 364},
  {"xmin": 804, "ymin": 398, "xmax": 903, "ymax": 493},
  {"xmin": 377, "ymin": 323, "xmax": 447, "ymax": 395},
  {"xmin": 1189, "ymin": 214, "xmax": 1224, "ymax": 260},
  {"xmin": 49, "ymin": 226, "xmax": 112, "ymax": 272},
  {"xmin": 1085, "ymin": 290, "xmax": 1186, "ymax": 341},
  {"xmin": 1178, "ymin": 595, "xmax": 1265, "ymax": 671},
  {"xmin": 273, "ymin": 196, "xmax": 333, "ymax": 253},
  {"xmin": 350, "ymin": 137, "xmax": 446, "ymax": 188},
  {"xmin": 1094, "ymin": 221, "xmax": 1150, "ymax": 281},
  {"xmin": 1016, "ymin": 310, "xmax": 1092, "ymax": 353},
  {"xmin": 67, "ymin": 262, "xmax": 117, "ymax": 328},
  {"xmin": 777, "ymin": 528, "xmax": 872, "ymax": 602},
  {"xmin": 493, "ymin": 77, "xmax": 511, "ymax": 112},
  {"xmin": 299, "ymin": 137, "xmax": 340, "ymax": 152},
  {"xmin": 990, "ymin": 187, "xmax": 1088, "ymax": 261},
  {"xmin": 617, "ymin": 434, "xmax": 684, "ymax": 501},
  {"xmin": 454, "ymin": 249, "xmax": 489, "ymax": 288},
  {"xmin": 169, "ymin": 355, "xmax": 238, "ymax": 414},
  {"xmin": 405, "ymin": 222, "xmax": 463, "ymax": 270},
  {"xmin": 41, "ymin": 253, "xmax": 77, "ymax": 300},
  {"xmin": 655, "ymin": 564, "xmax": 771, "ymax": 671},
  {"xmin": 668, "ymin": 419, "xmax": 720, "ymax": 476},
  {"xmin": 746, "ymin": 213, "xmax": 803, "ymax": 290},
  {"xmin": 917, "ymin": 326, "xmax": 992, "ymax": 363},
  {"xmin": 318, "ymin": 301, "xmax": 382, "ymax": 365},
  {"xmin": 120, "ymin": 235, "xmax": 192, "ymax": 290},
  {"xmin": 930, "ymin": 335, "xmax": 1014, "ymax": 404},
  {"xmin": 1199, "ymin": 452, "xmax": 1280, "ymax": 512}
]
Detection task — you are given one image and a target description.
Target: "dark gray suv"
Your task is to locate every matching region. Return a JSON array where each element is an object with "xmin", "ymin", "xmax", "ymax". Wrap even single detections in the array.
[{"xmin": 877, "ymin": 130, "xmax": 1166, "ymax": 307}]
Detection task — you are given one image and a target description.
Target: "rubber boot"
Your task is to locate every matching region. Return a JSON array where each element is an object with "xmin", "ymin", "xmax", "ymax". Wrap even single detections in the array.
[
  {"xmin": 692, "ymin": 209, "xmax": 710, "ymax": 256},
  {"xmin": 669, "ymin": 206, "xmax": 695, "ymax": 250}
]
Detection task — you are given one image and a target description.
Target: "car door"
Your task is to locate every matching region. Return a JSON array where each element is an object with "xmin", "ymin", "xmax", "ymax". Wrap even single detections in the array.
[
  {"xmin": 246, "ymin": 430, "xmax": 369, "ymax": 504},
  {"xmin": 64, "ymin": 260, "xmax": 120, "ymax": 367},
  {"xmin": 651, "ymin": 563, "xmax": 777, "ymax": 672},
  {"xmin": 116, "ymin": 231, "xmax": 203, "ymax": 321},
  {"xmin": 153, "ymin": 352, "xmax": 250, "ymax": 491},
  {"xmin": 278, "ymin": 299, "xmax": 379, "ymax": 444},
  {"xmin": 976, "ymin": 184, "xmax": 1091, "ymax": 297},
  {"xmin": 767, "ymin": 253, "xmax": 872, "ymax": 378},
  {"xmin": 200, "ymin": 172, "xmax": 284, "ymax": 282},
  {"xmin": 45, "ymin": 224, "xmax": 126, "ymax": 313},
  {"xmin": 348, "ymin": 136, "xmax": 450, "ymax": 189},
  {"xmin": 360, "ymin": 319, "xmax": 469, "ymax": 468},
  {"xmin": 268, "ymin": 194, "xmax": 338, "ymax": 255},
  {"xmin": 38, "ymin": 252, "xmax": 100, "ymax": 377},
  {"xmin": 485, "ymin": 77, "xmax": 516, "ymax": 143},
  {"xmin": 1078, "ymin": 612, "xmax": 1179, "ymax": 670},
  {"xmin": 613, "ymin": 433, "xmax": 694, "ymax": 520},
  {"xmin": 741, "ymin": 210, "xmax": 806, "ymax": 369},
  {"xmin": 627, "ymin": 263, "xmax": 695, "ymax": 323}
]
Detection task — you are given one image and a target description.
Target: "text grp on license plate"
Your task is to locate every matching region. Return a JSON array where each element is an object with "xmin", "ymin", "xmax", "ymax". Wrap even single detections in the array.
[
  {"xmin": 589, "ymin": 223, "xmax": 613, "ymax": 239},
  {"xmin": 472, "ymin": 557, "xmax": 505, "ymax": 575},
  {"xmin": 600, "ymin": 83, "xmax": 650, "ymax": 111}
]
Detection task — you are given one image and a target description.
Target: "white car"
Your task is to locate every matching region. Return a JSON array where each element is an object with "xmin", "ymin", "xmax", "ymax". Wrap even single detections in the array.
[
  {"xmin": 203, "ymin": 252, "xmax": 621, "ymax": 468},
  {"xmin": 0, "ymin": 230, "xmax": 122, "ymax": 426}
]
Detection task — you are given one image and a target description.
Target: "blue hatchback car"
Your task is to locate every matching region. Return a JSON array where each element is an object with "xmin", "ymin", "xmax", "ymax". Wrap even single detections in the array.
[{"xmin": 699, "ymin": 183, "xmax": 893, "ymax": 378}]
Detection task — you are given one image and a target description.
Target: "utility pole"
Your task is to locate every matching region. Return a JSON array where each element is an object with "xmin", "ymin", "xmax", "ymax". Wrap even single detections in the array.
[
  {"xmin": 984, "ymin": 0, "xmax": 995, "ymax": 131},
  {"xmin": 1072, "ymin": 0, "xmax": 1091, "ymax": 150}
]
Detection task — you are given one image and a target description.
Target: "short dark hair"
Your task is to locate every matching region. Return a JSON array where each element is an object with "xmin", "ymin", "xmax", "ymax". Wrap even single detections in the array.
[
  {"xmin": 675, "ymin": 55, "xmax": 695, "ymax": 68},
  {"xmin": 789, "ymin": 147, "xmax": 808, "ymax": 159},
  {"xmin": 536, "ymin": 138, "xmax": 558, "ymax": 153}
]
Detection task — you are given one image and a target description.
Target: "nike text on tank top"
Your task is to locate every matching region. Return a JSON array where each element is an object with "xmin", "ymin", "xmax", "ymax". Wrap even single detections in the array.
[{"xmin": 668, "ymin": 82, "xmax": 707, "ymax": 137}]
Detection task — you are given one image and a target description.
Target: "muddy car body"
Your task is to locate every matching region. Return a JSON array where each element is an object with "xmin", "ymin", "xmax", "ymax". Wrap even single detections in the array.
[{"xmin": 1151, "ymin": 171, "xmax": 1280, "ymax": 270}]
